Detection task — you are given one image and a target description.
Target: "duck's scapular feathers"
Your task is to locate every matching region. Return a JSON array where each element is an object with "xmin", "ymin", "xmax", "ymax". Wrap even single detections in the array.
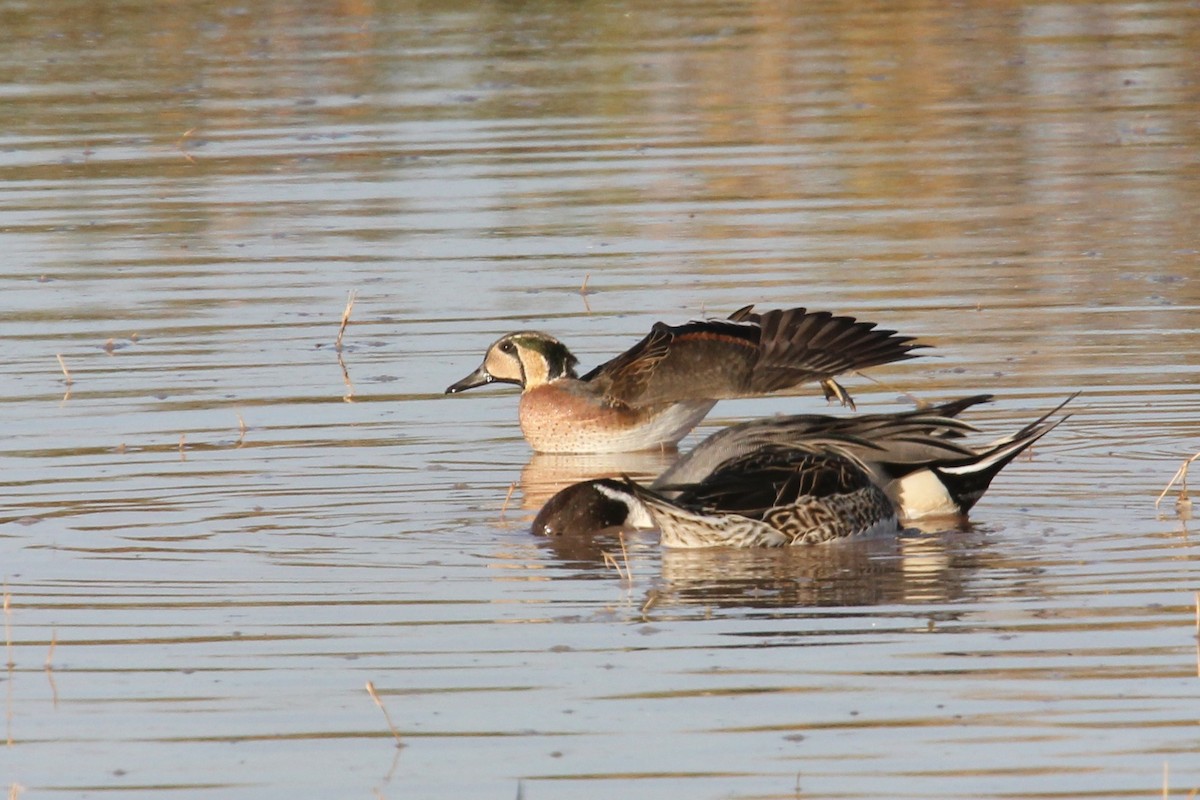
[{"xmin": 621, "ymin": 444, "xmax": 899, "ymax": 548}]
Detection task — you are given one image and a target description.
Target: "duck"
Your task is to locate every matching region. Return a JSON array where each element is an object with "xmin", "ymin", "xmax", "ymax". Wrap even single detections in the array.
[
  {"xmin": 531, "ymin": 393, "xmax": 1076, "ymax": 538},
  {"xmin": 445, "ymin": 305, "xmax": 925, "ymax": 454},
  {"xmin": 548, "ymin": 445, "xmax": 899, "ymax": 548}
]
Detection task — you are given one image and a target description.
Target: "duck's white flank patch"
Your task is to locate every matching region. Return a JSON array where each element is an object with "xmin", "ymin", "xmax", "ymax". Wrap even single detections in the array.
[{"xmin": 888, "ymin": 469, "xmax": 959, "ymax": 520}]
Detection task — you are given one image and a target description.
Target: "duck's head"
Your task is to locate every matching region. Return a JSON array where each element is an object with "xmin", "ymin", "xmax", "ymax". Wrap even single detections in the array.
[
  {"xmin": 445, "ymin": 332, "xmax": 579, "ymax": 394},
  {"xmin": 531, "ymin": 478, "xmax": 652, "ymax": 536}
]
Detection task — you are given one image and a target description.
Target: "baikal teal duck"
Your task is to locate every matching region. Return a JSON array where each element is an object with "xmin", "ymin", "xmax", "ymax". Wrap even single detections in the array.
[{"xmin": 446, "ymin": 305, "xmax": 926, "ymax": 454}]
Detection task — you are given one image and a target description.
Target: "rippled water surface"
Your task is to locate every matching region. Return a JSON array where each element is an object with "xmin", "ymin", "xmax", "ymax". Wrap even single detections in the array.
[{"xmin": 2, "ymin": 1, "xmax": 1199, "ymax": 797}]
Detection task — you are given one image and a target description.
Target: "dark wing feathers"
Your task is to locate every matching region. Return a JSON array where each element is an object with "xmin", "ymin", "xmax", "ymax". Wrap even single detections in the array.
[
  {"xmin": 583, "ymin": 319, "xmax": 760, "ymax": 405},
  {"xmin": 579, "ymin": 323, "xmax": 674, "ymax": 401},
  {"xmin": 924, "ymin": 394, "xmax": 994, "ymax": 423},
  {"xmin": 674, "ymin": 446, "xmax": 873, "ymax": 521},
  {"xmin": 584, "ymin": 307, "xmax": 925, "ymax": 406},
  {"xmin": 653, "ymin": 398, "xmax": 994, "ymax": 490},
  {"xmin": 746, "ymin": 307, "xmax": 924, "ymax": 394},
  {"xmin": 727, "ymin": 304, "xmax": 757, "ymax": 321}
]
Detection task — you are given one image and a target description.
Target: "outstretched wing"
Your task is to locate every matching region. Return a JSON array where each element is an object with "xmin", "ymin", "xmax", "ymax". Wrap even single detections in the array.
[
  {"xmin": 747, "ymin": 307, "xmax": 923, "ymax": 393},
  {"xmin": 581, "ymin": 307, "xmax": 925, "ymax": 407}
]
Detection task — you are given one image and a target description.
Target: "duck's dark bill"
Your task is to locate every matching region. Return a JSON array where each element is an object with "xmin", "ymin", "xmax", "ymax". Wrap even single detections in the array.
[{"xmin": 445, "ymin": 366, "xmax": 494, "ymax": 394}]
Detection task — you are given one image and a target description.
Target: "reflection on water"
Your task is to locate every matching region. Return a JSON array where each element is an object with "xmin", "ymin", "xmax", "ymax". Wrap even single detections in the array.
[
  {"xmin": 531, "ymin": 523, "xmax": 1030, "ymax": 612},
  {"xmin": 520, "ymin": 450, "xmax": 677, "ymax": 511},
  {"xmin": 2, "ymin": 0, "xmax": 1200, "ymax": 798},
  {"xmin": 655, "ymin": 528, "xmax": 990, "ymax": 610}
]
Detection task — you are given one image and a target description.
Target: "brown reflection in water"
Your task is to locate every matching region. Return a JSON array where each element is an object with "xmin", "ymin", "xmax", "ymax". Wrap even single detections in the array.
[
  {"xmin": 531, "ymin": 526, "xmax": 656, "ymax": 577},
  {"xmin": 527, "ymin": 520, "xmax": 1040, "ymax": 612},
  {"xmin": 518, "ymin": 450, "xmax": 676, "ymax": 511},
  {"xmin": 651, "ymin": 526, "xmax": 1010, "ymax": 610}
]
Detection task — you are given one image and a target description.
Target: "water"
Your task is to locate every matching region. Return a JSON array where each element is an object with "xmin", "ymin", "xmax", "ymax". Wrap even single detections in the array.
[{"xmin": 2, "ymin": 1, "xmax": 1199, "ymax": 797}]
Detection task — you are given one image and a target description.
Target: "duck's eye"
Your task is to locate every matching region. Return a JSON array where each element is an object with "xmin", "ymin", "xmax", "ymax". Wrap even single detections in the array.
[{"xmin": 499, "ymin": 341, "xmax": 516, "ymax": 355}]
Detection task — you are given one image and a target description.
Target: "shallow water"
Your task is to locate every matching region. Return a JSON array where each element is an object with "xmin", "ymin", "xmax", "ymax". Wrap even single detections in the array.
[{"xmin": 2, "ymin": 1, "xmax": 1199, "ymax": 798}]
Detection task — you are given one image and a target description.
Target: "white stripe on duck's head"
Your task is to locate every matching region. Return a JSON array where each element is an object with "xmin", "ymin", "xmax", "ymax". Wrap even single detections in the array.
[{"xmin": 531, "ymin": 478, "xmax": 652, "ymax": 536}]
